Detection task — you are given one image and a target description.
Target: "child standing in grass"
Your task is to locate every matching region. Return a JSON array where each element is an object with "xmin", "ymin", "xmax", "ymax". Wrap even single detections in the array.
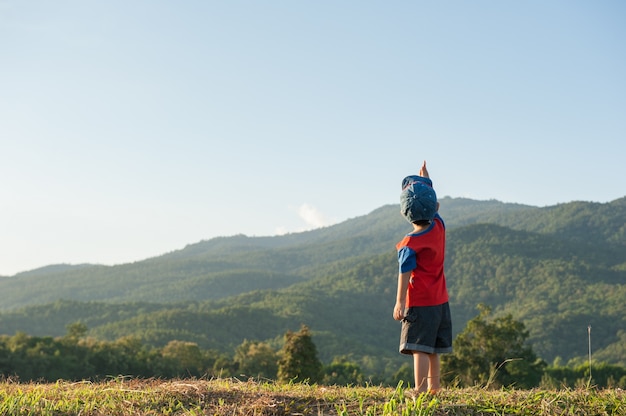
[{"xmin": 393, "ymin": 161, "xmax": 452, "ymax": 394}]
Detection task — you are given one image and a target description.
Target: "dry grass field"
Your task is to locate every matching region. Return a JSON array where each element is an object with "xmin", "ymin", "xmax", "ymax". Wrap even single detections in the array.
[{"xmin": 0, "ymin": 378, "xmax": 624, "ymax": 415}]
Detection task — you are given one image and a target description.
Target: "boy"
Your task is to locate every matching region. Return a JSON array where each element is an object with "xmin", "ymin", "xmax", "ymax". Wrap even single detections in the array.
[{"xmin": 393, "ymin": 161, "xmax": 452, "ymax": 394}]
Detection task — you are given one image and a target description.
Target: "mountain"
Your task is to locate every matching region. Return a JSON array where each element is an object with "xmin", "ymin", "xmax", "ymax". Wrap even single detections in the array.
[
  {"xmin": 0, "ymin": 196, "xmax": 624, "ymax": 374},
  {"xmin": 0, "ymin": 197, "xmax": 541, "ymax": 309}
]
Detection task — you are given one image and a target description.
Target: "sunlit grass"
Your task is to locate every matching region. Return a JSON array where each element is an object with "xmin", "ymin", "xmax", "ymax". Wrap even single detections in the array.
[{"xmin": 0, "ymin": 378, "xmax": 623, "ymax": 415}]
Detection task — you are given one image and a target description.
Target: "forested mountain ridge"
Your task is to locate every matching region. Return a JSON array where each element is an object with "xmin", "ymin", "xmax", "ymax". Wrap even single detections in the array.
[
  {"xmin": 0, "ymin": 196, "xmax": 624, "ymax": 373},
  {"xmin": 3, "ymin": 196, "xmax": 624, "ymax": 309},
  {"xmin": 1, "ymin": 196, "xmax": 535, "ymax": 309}
]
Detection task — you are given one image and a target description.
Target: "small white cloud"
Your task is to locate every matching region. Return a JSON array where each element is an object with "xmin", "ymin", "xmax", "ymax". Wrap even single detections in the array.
[
  {"xmin": 274, "ymin": 203, "xmax": 336, "ymax": 235},
  {"xmin": 298, "ymin": 203, "xmax": 335, "ymax": 228},
  {"xmin": 274, "ymin": 226, "xmax": 289, "ymax": 235}
]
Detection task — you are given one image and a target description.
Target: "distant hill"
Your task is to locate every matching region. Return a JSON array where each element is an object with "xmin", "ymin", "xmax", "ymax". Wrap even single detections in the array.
[
  {"xmin": 0, "ymin": 196, "xmax": 624, "ymax": 375},
  {"xmin": 0, "ymin": 197, "xmax": 543, "ymax": 309}
]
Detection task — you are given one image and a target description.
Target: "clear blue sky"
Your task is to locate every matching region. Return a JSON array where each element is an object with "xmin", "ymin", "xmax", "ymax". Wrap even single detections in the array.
[{"xmin": 1, "ymin": 1, "xmax": 625, "ymax": 276}]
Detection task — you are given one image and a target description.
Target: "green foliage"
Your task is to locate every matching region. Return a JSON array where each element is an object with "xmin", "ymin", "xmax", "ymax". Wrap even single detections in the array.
[
  {"xmin": 442, "ymin": 304, "xmax": 546, "ymax": 389},
  {"xmin": 277, "ymin": 325, "xmax": 323, "ymax": 383},
  {"xmin": 322, "ymin": 356, "xmax": 365, "ymax": 386},
  {"xmin": 233, "ymin": 339, "xmax": 278, "ymax": 379},
  {"xmin": 0, "ymin": 327, "xmax": 228, "ymax": 381},
  {"xmin": 65, "ymin": 322, "xmax": 88, "ymax": 341},
  {"xmin": 161, "ymin": 340, "xmax": 205, "ymax": 377},
  {"xmin": 1, "ymin": 322, "xmax": 625, "ymax": 389},
  {"xmin": 543, "ymin": 362, "xmax": 626, "ymax": 389},
  {"xmin": 389, "ymin": 363, "xmax": 413, "ymax": 389}
]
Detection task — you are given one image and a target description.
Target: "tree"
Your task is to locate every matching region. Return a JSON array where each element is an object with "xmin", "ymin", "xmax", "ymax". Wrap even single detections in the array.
[
  {"xmin": 390, "ymin": 363, "xmax": 413, "ymax": 388},
  {"xmin": 234, "ymin": 340, "xmax": 278, "ymax": 379},
  {"xmin": 277, "ymin": 325, "xmax": 322, "ymax": 383},
  {"xmin": 64, "ymin": 322, "xmax": 88, "ymax": 343},
  {"xmin": 322, "ymin": 356, "xmax": 364, "ymax": 386},
  {"xmin": 442, "ymin": 304, "xmax": 546, "ymax": 388},
  {"xmin": 161, "ymin": 340, "xmax": 205, "ymax": 377}
]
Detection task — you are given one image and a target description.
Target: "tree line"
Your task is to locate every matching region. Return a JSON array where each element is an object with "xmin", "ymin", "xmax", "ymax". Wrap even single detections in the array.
[
  {"xmin": 2, "ymin": 308, "xmax": 625, "ymax": 389},
  {"xmin": 0, "ymin": 322, "xmax": 364, "ymax": 386}
]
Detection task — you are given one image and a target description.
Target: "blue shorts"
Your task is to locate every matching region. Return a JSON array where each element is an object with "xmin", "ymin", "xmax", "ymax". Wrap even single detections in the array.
[{"xmin": 399, "ymin": 302, "xmax": 452, "ymax": 355}]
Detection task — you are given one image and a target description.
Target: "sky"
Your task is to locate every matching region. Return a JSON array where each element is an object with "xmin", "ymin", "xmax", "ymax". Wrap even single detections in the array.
[{"xmin": 1, "ymin": 1, "xmax": 625, "ymax": 276}]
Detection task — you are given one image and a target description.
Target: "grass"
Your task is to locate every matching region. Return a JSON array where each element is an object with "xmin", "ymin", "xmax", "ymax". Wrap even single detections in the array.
[{"xmin": 0, "ymin": 378, "xmax": 624, "ymax": 415}]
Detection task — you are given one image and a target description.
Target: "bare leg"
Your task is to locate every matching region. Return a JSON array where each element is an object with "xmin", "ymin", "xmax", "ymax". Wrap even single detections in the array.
[
  {"xmin": 412, "ymin": 352, "xmax": 430, "ymax": 392},
  {"xmin": 428, "ymin": 354, "xmax": 440, "ymax": 393}
]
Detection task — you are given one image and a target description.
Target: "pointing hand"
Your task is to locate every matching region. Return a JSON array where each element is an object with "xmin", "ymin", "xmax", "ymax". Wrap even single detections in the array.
[{"xmin": 419, "ymin": 160, "xmax": 429, "ymax": 178}]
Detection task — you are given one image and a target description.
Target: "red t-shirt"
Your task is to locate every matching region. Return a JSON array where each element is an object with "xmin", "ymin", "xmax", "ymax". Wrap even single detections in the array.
[{"xmin": 396, "ymin": 214, "xmax": 448, "ymax": 307}]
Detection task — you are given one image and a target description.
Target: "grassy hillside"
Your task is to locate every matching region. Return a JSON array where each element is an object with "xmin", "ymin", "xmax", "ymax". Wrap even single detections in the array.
[{"xmin": 0, "ymin": 197, "xmax": 624, "ymax": 370}]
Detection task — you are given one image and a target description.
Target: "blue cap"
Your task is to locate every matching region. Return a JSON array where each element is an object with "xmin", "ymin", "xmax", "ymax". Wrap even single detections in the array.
[{"xmin": 400, "ymin": 176, "xmax": 437, "ymax": 223}]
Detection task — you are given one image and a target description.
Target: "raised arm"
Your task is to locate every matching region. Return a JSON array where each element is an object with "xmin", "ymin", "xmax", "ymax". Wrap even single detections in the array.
[{"xmin": 419, "ymin": 160, "xmax": 429, "ymax": 179}]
